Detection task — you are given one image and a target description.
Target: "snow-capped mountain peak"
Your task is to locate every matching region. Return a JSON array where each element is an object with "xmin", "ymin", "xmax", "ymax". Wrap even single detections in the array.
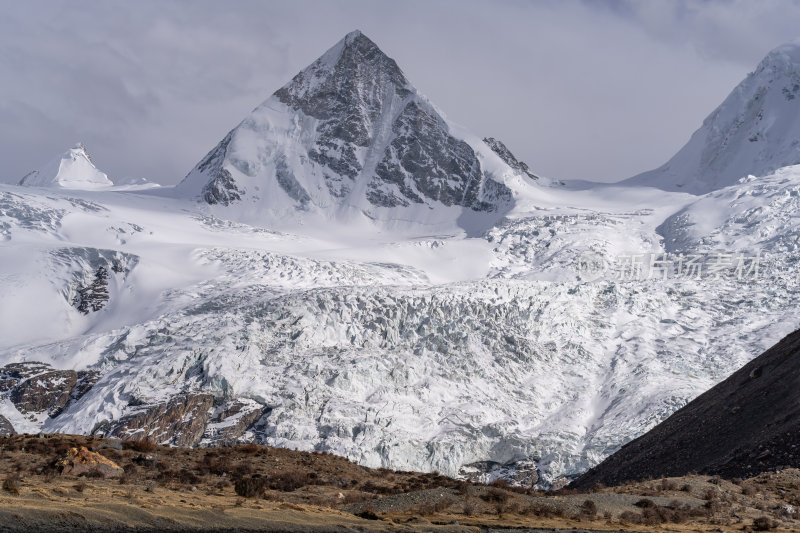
[
  {"xmin": 178, "ymin": 31, "xmax": 529, "ymax": 231},
  {"xmin": 19, "ymin": 143, "xmax": 113, "ymax": 190},
  {"xmin": 273, "ymin": 29, "xmax": 412, "ymax": 112},
  {"xmin": 627, "ymin": 40, "xmax": 800, "ymax": 194}
]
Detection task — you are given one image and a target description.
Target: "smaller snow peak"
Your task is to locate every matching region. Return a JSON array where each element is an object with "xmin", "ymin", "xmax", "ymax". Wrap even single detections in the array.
[{"xmin": 19, "ymin": 143, "xmax": 112, "ymax": 190}]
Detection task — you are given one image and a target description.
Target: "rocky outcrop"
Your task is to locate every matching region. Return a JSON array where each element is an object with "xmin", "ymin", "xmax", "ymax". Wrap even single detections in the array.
[
  {"xmin": 0, "ymin": 362, "xmax": 101, "ymax": 433},
  {"xmin": 571, "ymin": 329, "xmax": 800, "ymax": 489},
  {"xmin": 3, "ymin": 362, "xmax": 78, "ymax": 417},
  {"xmin": 0, "ymin": 415, "xmax": 15, "ymax": 436},
  {"xmin": 73, "ymin": 265, "xmax": 110, "ymax": 314},
  {"xmin": 2, "ymin": 361, "xmax": 52, "ymax": 381},
  {"xmin": 458, "ymin": 459, "xmax": 540, "ymax": 488},
  {"xmin": 10, "ymin": 369, "xmax": 77, "ymax": 416},
  {"xmin": 56, "ymin": 446, "xmax": 123, "ymax": 478},
  {"xmin": 50, "ymin": 247, "xmax": 137, "ymax": 317},
  {"xmin": 105, "ymin": 394, "xmax": 214, "ymax": 446},
  {"xmin": 196, "ymin": 132, "xmax": 242, "ymax": 206},
  {"xmin": 0, "ymin": 362, "xmax": 265, "ymax": 449},
  {"xmin": 203, "ymin": 400, "xmax": 268, "ymax": 445},
  {"xmin": 483, "ymin": 137, "xmax": 540, "ymax": 181},
  {"xmin": 0, "ymin": 373, "xmax": 19, "ymax": 393},
  {"xmin": 71, "ymin": 371, "xmax": 101, "ymax": 403}
]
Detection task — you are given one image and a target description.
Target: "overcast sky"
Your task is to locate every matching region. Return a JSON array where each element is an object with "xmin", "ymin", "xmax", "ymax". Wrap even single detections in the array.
[{"xmin": 2, "ymin": 0, "xmax": 800, "ymax": 185}]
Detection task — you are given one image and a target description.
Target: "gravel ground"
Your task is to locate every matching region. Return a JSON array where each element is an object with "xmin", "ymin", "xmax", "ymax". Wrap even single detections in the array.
[{"xmin": 345, "ymin": 484, "xmax": 702, "ymax": 517}]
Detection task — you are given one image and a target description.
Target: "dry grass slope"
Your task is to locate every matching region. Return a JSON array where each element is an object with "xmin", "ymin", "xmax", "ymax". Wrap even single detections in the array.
[{"xmin": 0, "ymin": 434, "xmax": 798, "ymax": 532}]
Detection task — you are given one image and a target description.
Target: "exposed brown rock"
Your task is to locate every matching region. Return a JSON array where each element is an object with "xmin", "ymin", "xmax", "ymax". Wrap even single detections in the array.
[
  {"xmin": 204, "ymin": 400, "xmax": 267, "ymax": 444},
  {"xmin": 10, "ymin": 369, "xmax": 78, "ymax": 417},
  {"xmin": 2, "ymin": 362, "xmax": 52, "ymax": 380},
  {"xmin": 458, "ymin": 459, "xmax": 539, "ymax": 487},
  {"xmin": 0, "ymin": 415, "xmax": 14, "ymax": 436},
  {"xmin": 70, "ymin": 370, "xmax": 100, "ymax": 402},
  {"xmin": 108, "ymin": 394, "xmax": 214, "ymax": 446},
  {"xmin": 0, "ymin": 374, "xmax": 18, "ymax": 393},
  {"xmin": 56, "ymin": 446, "xmax": 123, "ymax": 478}
]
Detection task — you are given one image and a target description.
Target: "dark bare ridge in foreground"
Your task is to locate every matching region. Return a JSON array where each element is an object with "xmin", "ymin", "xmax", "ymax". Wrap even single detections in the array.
[{"xmin": 572, "ymin": 329, "xmax": 800, "ymax": 490}]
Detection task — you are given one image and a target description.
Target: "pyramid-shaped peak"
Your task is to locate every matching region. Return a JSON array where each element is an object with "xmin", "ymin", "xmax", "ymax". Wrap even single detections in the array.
[
  {"xmin": 179, "ymin": 30, "xmax": 523, "ymax": 227},
  {"xmin": 336, "ymin": 30, "xmax": 385, "ymax": 57},
  {"xmin": 342, "ymin": 29, "xmax": 367, "ymax": 45},
  {"xmin": 330, "ymin": 29, "xmax": 401, "ymax": 71},
  {"xmin": 19, "ymin": 143, "xmax": 112, "ymax": 189},
  {"xmin": 272, "ymin": 31, "xmax": 410, "ymax": 114}
]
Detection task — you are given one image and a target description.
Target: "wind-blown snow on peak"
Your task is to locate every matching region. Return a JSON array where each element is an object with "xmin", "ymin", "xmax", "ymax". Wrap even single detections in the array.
[
  {"xmin": 627, "ymin": 40, "xmax": 800, "ymax": 194},
  {"xmin": 19, "ymin": 143, "xmax": 113, "ymax": 190},
  {"xmin": 178, "ymin": 31, "xmax": 533, "ymax": 231}
]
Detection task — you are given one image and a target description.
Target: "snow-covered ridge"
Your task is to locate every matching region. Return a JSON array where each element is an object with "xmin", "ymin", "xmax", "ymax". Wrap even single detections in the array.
[
  {"xmin": 627, "ymin": 40, "xmax": 800, "ymax": 194},
  {"xmin": 19, "ymin": 143, "xmax": 113, "ymax": 190}
]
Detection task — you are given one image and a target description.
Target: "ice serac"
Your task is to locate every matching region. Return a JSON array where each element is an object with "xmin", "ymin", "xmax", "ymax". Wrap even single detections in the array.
[
  {"xmin": 19, "ymin": 143, "xmax": 113, "ymax": 190},
  {"xmin": 627, "ymin": 41, "xmax": 800, "ymax": 194},
  {"xmin": 177, "ymin": 30, "xmax": 520, "ymax": 229}
]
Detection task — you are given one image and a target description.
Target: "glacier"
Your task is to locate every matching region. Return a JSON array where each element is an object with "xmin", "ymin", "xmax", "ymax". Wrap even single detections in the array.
[{"xmin": 2, "ymin": 168, "xmax": 799, "ymax": 484}]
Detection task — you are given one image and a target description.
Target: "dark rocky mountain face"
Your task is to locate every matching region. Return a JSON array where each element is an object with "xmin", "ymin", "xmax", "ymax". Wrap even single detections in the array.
[
  {"xmin": 274, "ymin": 31, "xmax": 411, "ymax": 136},
  {"xmin": 370, "ymin": 101, "xmax": 509, "ymax": 210},
  {"xmin": 180, "ymin": 30, "xmax": 516, "ymax": 218},
  {"xmin": 101, "ymin": 394, "xmax": 215, "ymax": 447},
  {"xmin": 571, "ymin": 329, "xmax": 800, "ymax": 489},
  {"xmin": 196, "ymin": 132, "xmax": 241, "ymax": 206},
  {"xmin": 73, "ymin": 266, "xmax": 110, "ymax": 314},
  {"xmin": 483, "ymin": 137, "xmax": 539, "ymax": 181}
]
